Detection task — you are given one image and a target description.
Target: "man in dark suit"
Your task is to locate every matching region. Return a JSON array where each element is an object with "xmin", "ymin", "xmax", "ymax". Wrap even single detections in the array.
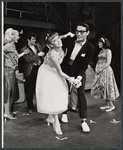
[
  {"xmin": 61, "ymin": 23, "xmax": 95, "ymax": 132},
  {"xmin": 21, "ymin": 32, "xmax": 44, "ymax": 114}
]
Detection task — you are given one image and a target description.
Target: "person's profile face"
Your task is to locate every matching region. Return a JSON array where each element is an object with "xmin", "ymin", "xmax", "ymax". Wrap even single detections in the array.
[
  {"xmin": 98, "ymin": 41, "xmax": 103, "ymax": 49},
  {"xmin": 13, "ymin": 33, "xmax": 20, "ymax": 43},
  {"xmin": 76, "ymin": 25, "xmax": 89, "ymax": 41},
  {"xmin": 50, "ymin": 35, "xmax": 63, "ymax": 48},
  {"xmin": 29, "ymin": 36, "xmax": 36, "ymax": 45}
]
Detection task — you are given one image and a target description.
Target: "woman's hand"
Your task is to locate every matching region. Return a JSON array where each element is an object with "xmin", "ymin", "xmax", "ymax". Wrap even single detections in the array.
[
  {"xmin": 73, "ymin": 77, "xmax": 82, "ymax": 88},
  {"xmin": 38, "ymin": 51, "xmax": 45, "ymax": 57},
  {"xmin": 67, "ymin": 32, "xmax": 75, "ymax": 37},
  {"xmin": 96, "ymin": 70, "xmax": 99, "ymax": 74},
  {"xmin": 96, "ymin": 67, "xmax": 104, "ymax": 74},
  {"xmin": 68, "ymin": 76, "xmax": 82, "ymax": 88},
  {"xmin": 18, "ymin": 48, "xmax": 30, "ymax": 58},
  {"xmin": 68, "ymin": 77, "xmax": 75, "ymax": 85},
  {"xmin": 60, "ymin": 32, "xmax": 75, "ymax": 39}
]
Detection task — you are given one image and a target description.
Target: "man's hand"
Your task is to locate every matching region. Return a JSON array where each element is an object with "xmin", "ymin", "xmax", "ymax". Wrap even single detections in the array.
[{"xmin": 38, "ymin": 51, "xmax": 45, "ymax": 57}]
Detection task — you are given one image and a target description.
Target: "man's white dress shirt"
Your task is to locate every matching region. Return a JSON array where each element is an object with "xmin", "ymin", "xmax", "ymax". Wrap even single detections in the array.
[{"xmin": 70, "ymin": 41, "xmax": 86, "ymax": 61}]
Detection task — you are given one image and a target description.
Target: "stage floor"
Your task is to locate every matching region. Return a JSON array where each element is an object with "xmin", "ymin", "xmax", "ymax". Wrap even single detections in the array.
[{"xmin": 3, "ymin": 90, "xmax": 121, "ymax": 148}]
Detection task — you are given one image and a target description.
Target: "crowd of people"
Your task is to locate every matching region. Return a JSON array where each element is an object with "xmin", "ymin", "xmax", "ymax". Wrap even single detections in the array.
[{"xmin": 3, "ymin": 22, "xmax": 120, "ymax": 135}]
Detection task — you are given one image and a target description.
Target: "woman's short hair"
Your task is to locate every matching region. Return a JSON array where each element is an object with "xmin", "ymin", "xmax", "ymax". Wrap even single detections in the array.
[
  {"xmin": 4, "ymin": 28, "xmax": 19, "ymax": 44},
  {"xmin": 45, "ymin": 32, "xmax": 59, "ymax": 46},
  {"xmin": 98, "ymin": 37, "xmax": 110, "ymax": 48}
]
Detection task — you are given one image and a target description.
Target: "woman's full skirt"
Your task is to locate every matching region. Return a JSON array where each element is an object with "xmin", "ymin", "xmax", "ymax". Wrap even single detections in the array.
[
  {"xmin": 36, "ymin": 64, "xmax": 69, "ymax": 114},
  {"xmin": 91, "ymin": 66, "xmax": 119, "ymax": 100}
]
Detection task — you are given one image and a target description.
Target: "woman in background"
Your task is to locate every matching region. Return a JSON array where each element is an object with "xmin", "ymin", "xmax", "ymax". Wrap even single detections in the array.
[
  {"xmin": 91, "ymin": 37, "xmax": 119, "ymax": 112},
  {"xmin": 4, "ymin": 28, "xmax": 29, "ymax": 120}
]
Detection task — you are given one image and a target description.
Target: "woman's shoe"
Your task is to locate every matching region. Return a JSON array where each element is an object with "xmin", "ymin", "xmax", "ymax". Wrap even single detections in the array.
[
  {"xmin": 106, "ymin": 106, "xmax": 115, "ymax": 112},
  {"xmin": 4, "ymin": 114, "xmax": 17, "ymax": 121},
  {"xmin": 53, "ymin": 123, "xmax": 63, "ymax": 135},
  {"xmin": 100, "ymin": 106, "xmax": 109, "ymax": 110},
  {"xmin": 46, "ymin": 117, "xmax": 54, "ymax": 126}
]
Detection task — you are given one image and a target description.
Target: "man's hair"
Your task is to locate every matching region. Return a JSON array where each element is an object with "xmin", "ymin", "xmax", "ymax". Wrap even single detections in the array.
[
  {"xmin": 27, "ymin": 32, "xmax": 37, "ymax": 40},
  {"xmin": 77, "ymin": 22, "xmax": 90, "ymax": 32}
]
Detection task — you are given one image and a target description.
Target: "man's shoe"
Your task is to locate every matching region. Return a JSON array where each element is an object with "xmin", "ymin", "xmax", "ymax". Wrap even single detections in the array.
[
  {"xmin": 81, "ymin": 121, "xmax": 90, "ymax": 133},
  {"xmin": 106, "ymin": 106, "xmax": 115, "ymax": 112},
  {"xmin": 61, "ymin": 114, "xmax": 68, "ymax": 123},
  {"xmin": 100, "ymin": 106, "xmax": 109, "ymax": 110},
  {"xmin": 27, "ymin": 109, "xmax": 33, "ymax": 114}
]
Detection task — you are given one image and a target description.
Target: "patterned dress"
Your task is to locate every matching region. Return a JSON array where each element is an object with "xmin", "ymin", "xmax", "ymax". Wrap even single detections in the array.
[
  {"xmin": 36, "ymin": 49, "xmax": 68, "ymax": 114},
  {"xmin": 91, "ymin": 49, "xmax": 119, "ymax": 100}
]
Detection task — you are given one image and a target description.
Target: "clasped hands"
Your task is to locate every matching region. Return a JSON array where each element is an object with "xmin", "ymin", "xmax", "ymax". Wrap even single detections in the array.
[{"xmin": 68, "ymin": 76, "xmax": 82, "ymax": 88}]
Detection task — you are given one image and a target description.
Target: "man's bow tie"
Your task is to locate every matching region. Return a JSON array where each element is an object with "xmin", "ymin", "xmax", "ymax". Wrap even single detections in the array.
[{"xmin": 75, "ymin": 40, "xmax": 83, "ymax": 45}]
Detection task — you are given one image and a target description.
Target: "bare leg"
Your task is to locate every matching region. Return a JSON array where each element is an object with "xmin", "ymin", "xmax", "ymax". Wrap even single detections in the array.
[
  {"xmin": 4, "ymin": 101, "xmax": 17, "ymax": 120},
  {"xmin": 106, "ymin": 100, "xmax": 115, "ymax": 112},
  {"xmin": 47, "ymin": 114, "xmax": 53, "ymax": 119},
  {"xmin": 108, "ymin": 100, "xmax": 114, "ymax": 107},
  {"xmin": 106, "ymin": 100, "xmax": 110, "ymax": 106},
  {"xmin": 100, "ymin": 99, "xmax": 110, "ymax": 110},
  {"xmin": 46, "ymin": 114, "xmax": 54, "ymax": 125},
  {"xmin": 54, "ymin": 114, "xmax": 60, "ymax": 125},
  {"xmin": 4, "ymin": 101, "xmax": 10, "ymax": 116},
  {"xmin": 53, "ymin": 114, "xmax": 63, "ymax": 135}
]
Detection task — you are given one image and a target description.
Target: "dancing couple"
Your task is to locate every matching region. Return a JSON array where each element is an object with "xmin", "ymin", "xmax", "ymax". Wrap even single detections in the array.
[{"xmin": 36, "ymin": 22, "xmax": 95, "ymax": 135}]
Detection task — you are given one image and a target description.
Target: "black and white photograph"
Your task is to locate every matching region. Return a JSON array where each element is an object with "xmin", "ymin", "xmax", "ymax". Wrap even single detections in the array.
[{"xmin": 2, "ymin": 1, "xmax": 121, "ymax": 148}]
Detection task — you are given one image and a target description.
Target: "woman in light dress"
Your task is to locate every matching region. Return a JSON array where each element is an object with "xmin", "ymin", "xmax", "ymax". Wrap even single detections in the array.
[
  {"xmin": 36, "ymin": 32, "xmax": 75, "ymax": 135},
  {"xmin": 91, "ymin": 38, "xmax": 119, "ymax": 112}
]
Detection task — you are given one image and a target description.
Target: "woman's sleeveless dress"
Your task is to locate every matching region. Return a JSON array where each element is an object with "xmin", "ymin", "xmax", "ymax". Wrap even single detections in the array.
[
  {"xmin": 36, "ymin": 49, "xmax": 68, "ymax": 114},
  {"xmin": 91, "ymin": 49, "xmax": 119, "ymax": 100}
]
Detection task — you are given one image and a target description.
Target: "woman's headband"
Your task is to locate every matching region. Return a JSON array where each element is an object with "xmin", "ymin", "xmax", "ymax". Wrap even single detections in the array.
[{"xmin": 101, "ymin": 38, "xmax": 105, "ymax": 43}]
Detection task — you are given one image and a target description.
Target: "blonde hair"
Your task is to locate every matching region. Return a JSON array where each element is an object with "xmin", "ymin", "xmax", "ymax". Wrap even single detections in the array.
[
  {"xmin": 45, "ymin": 32, "xmax": 59, "ymax": 48},
  {"xmin": 4, "ymin": 28, "xmax": 19, "ymax": 44}
]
